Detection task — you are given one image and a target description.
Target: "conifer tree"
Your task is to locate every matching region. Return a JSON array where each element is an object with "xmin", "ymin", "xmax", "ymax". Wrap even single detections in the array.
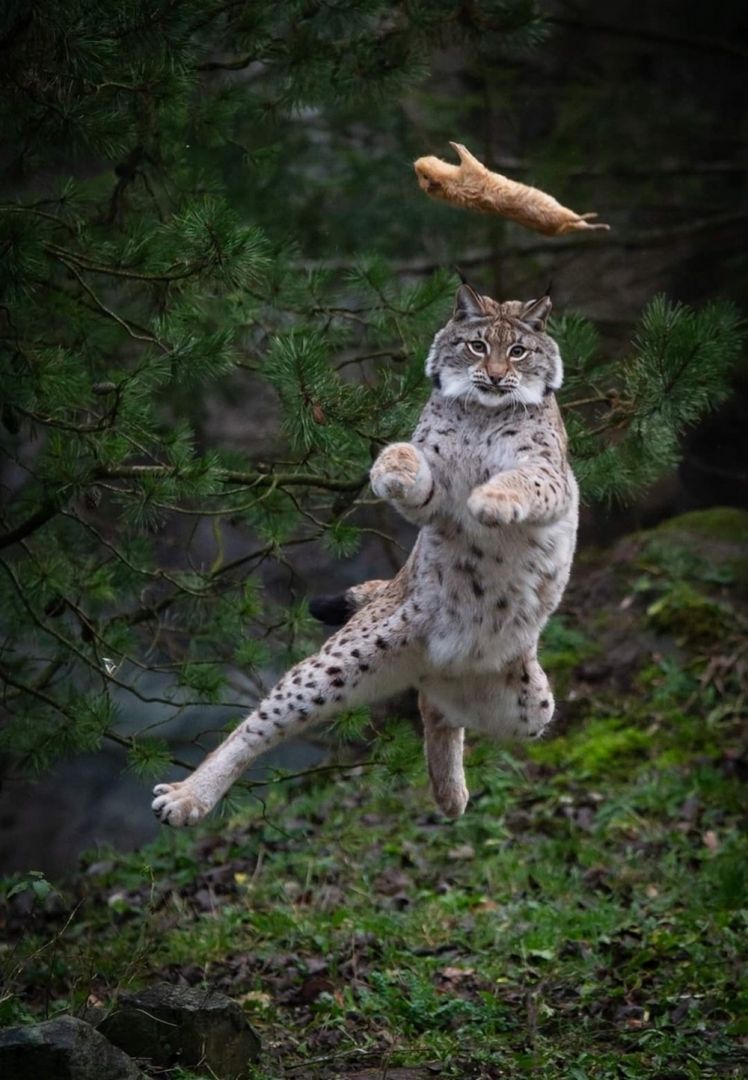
[{"xmin": 0, "ymin": 2, "xmax": 743, "ymax": 780}]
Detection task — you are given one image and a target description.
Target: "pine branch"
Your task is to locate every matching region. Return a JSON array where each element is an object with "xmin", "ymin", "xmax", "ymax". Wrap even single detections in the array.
[
  {"xmin": 0, "ymin": 204, "xmax": 77, "ymax": 235},
  {"xmin": 55, "ymin": 258, "xmax": 171, "ymax": 352},
  {"xmin": 0, "ymin": 504, "xmax": 59, "ymax": 549},
  {"xmin": 115, "ymin": 534, "xmax": 324, "ymax": 628},
  {"xmin": 44, "ymin": 244, "xmax": 206, "ymax": 284},
  {"xmin": 0, "ymin": 555, "xmax": 247, "ymax": 710},
  {"xmin": 0, "ymin": 663, "xmax": 197, "ymax": 776},
  {"xmin": 15, "ymin": 403, "xmax": 114, "ymax": 434},
  {"xmin": 197, "ymin": 54, "xmax": 257, "ymax": 72},
  {"xmin": 96, "ymin": 464, "xmax": 369, "ymax": 493}
]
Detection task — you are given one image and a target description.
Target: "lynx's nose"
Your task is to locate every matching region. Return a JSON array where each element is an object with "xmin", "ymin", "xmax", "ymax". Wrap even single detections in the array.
[
  {"xmin": 484, "ymin": 356, "xmax": 510, "ymax": 383},
  {"xmin": 485, "ymin": 364, "xmax": 510, "ymax": 385},
  {"xmin": 485, "ymin": 365, "xmax": 519, "ymax": 389}
]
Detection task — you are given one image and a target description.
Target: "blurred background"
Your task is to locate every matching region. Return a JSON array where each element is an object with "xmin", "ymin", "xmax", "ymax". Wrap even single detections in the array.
[{"xmin": 1, "ymin": 0, "xmax": 746, "ymax": 877}]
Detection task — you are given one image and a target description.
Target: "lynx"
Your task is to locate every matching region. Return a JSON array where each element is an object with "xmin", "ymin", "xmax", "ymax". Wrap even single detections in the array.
[{"xmin": 152, "ymin": 284, "xmax": 578, "ymax": 826}]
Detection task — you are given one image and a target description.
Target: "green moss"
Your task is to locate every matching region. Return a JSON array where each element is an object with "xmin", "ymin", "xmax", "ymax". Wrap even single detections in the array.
[
  {"xmin": 654, "ymin": 506, "xmax": 748, "ymax": 543},
  {"xmin": 529, "ymin": 717, "xmax": 652, "ymax": 777},
  {"xmin": 645, "ymin": 581, "xmax": 733, "ymax": 644},
  {"xmin": 652, "ymin": 746, "xmax": 692, "ymax": 768},
  {"xmin": 638, "ymin": 508, "xmax": 748, "ymax": 595}
]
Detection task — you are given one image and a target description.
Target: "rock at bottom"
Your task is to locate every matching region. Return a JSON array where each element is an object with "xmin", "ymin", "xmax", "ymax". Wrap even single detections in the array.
[
  {"xmin": 99, "ymin": 982, "xmax": 260, "ymax": 1079},
  {"xmin": 0, "ymin": 1016, "xmax": 144, "ymax": 1080}
]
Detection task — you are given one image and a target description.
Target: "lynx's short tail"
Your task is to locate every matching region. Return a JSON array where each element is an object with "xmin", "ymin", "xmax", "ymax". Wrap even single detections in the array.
[{"xmin": 309, "ymin": 579, "xmax": 391, "ymax": 626}]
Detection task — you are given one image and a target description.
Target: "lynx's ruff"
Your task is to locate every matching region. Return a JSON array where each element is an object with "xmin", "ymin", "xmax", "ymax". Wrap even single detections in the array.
[
  {"xmin": 414, "ymin": 142, "xmax": 609, "ymax": 236},
  {"xmin": 152, "ymin": 285, "xmax": 578, "ymax": 826}
]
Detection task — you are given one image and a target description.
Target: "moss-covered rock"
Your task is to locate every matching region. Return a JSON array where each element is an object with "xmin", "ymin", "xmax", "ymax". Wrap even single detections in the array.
[
  {"xmin": 644, "ymin": 507, "xmax": 748, "ymax": 596},
  {"xmin": 654, "ymin": 506, "xmax": 748, "ymax": 544},
  {"xmin": 645, "ymin": 581, "xmax": 734, "ymax": 644}
]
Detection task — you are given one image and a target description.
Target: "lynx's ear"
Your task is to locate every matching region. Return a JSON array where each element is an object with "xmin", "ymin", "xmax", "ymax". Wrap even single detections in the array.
[
  {"xmin": 520, "ymin": 296, "xmax": 552, "ymax": 331},
  {"xmin": 454, "ymin": 283, "xmax": 486, "ymax": 320}
]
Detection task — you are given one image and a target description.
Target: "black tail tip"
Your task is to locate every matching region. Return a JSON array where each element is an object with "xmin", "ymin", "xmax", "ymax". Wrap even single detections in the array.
[{"xmin": 308, "ymin": 593, "xmax": 355, "ymax": 626}]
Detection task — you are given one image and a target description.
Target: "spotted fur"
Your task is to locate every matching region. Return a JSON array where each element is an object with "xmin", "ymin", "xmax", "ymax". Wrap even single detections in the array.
[{"xmin": 152, "ymin": 287, "xmax": 578, "ymax": 826}]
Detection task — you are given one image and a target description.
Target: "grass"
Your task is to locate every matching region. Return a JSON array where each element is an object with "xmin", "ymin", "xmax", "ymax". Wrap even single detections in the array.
[{"xmin": 2, "ymin": 510, "xmax": 747, "ymax": 1079}]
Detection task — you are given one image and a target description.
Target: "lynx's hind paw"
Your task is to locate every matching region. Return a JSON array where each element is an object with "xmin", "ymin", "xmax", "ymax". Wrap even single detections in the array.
[
  {"xmin": 434, "ymin": 781, "xmax": 470, "ymax": 819},
  {"xmin": 152, "ymin": 782, "xmax": 208, "ymax": 827}
]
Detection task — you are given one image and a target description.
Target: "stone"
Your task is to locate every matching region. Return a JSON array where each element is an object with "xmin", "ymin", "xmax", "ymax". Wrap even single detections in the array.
[
  {"xmin": 98, "ymin": 982, "xmax": 260, "ymax": 1079},
  {"xmin": 0, "ymin": 1016, "xmax": 144, "ymax": 1080}
]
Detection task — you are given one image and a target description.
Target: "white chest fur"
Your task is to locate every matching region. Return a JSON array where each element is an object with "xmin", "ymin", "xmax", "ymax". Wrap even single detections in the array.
[{"xmin": 407, "ymin": 394, "xmax": 577, "ymax": 672}]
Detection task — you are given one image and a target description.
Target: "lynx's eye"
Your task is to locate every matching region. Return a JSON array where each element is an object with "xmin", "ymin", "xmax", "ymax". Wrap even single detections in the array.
[
  {"xmin": 467, "ymin": 339, "xmax": 488, "ymax": 356},
  {"xmin": 508, "ymin": 344, "xmax": 527, "ymax": 359}
]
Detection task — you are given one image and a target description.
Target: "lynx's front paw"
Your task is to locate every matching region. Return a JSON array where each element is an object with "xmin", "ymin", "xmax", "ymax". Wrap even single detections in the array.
[
  {"xmin": 468, "ymin": 484, "xmax": 527, "ymax": 526},
  {"xmin": 371, "ymin": 443, "xmax": 433, "ymax": 507},
  {"xmin": 152, "ymin": 782, "xmax": 209, "ymax": 827}
]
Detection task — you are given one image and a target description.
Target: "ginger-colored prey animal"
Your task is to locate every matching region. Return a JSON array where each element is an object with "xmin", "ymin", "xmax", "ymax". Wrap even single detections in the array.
[{"xmin": 414, "ymin": 142, "xmax": 609, "ymax": 236}]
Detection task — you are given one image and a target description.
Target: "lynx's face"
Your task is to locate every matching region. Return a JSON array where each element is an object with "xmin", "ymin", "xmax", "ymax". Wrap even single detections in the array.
[{"xmin": 426, "ymin": 285, "xmax": 562, "ymax": 409}]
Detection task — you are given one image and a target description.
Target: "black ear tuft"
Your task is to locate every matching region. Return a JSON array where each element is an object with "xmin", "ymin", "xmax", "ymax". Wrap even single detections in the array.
[
  {"xmin": 454, "ymin": 265, "xmax": 470, "ymax": 286},
  {"xmin": 309, "ymin": 592, "xmax": 355, "ymax": 626},
  {"xmin": 453, "ymin": 283, "xmax": 485, "ymax": 320},
  {"xmin": 520, "ymin": 295, "xmax": 552, "ymax": 331}
]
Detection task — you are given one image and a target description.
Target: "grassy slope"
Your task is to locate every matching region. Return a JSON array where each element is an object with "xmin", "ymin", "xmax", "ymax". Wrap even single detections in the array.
[{"xmin": 2, "ymin": 509, "xmax": 748, "ymax": 1079}]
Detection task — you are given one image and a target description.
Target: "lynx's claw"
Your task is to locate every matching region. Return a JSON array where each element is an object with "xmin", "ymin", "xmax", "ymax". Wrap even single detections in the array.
[{"xmin": 152, "ymin": 782, "xmax": 207, "ymax": 827}]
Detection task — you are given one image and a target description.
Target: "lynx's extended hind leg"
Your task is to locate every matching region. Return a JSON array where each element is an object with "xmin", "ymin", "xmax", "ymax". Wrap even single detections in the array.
[
  {"xmin": 153, "ymin": 608, "xmax": 415, "ymax": 826},
  {"xmin": 419, "ymin": 693, "xmax": 469, "ymax": 818}
]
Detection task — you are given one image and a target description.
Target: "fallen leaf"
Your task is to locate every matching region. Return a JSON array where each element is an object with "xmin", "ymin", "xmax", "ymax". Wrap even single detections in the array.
[
  {"xmin": 239, "ymin": 990, "xmax": 272, "ymax": 1007},
  {"xmin": 528, "ymin": 948, "xmax": 555, "ymax": 961},
  {"xmin": 440, "ymin": 966, "xmax": 475, "ymax": 980},
  {"xmin": 473, "ymin": 896, "xmax": 499, "ymax": 912}
]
